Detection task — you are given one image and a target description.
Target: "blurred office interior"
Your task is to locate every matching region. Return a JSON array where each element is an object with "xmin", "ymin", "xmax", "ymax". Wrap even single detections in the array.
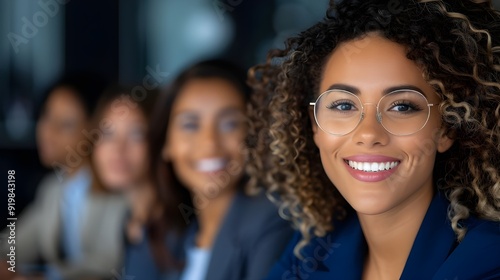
[{"xmin": 0, "ymin": 0, "xmax": 331, "ymax": 228}]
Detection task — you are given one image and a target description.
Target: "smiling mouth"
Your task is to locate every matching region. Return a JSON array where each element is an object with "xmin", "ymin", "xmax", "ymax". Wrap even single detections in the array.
[
  {"xmin": 345, "ymin": 160, "xmax": 400, "ymax": 172},
  {"xmin": 195, "ymin": 158, "xmax": 228, "ymax": 173}
]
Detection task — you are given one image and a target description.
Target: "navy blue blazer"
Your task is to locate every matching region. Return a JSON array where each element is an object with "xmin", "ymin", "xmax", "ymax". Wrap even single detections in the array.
[{"xmin": 265, "ymin": 192, "xmax": 500, "ymax": 280}]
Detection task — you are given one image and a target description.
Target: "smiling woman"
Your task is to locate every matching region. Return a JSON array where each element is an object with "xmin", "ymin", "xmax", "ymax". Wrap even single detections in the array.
[
  {"xmin": 248, "ymin": 0, "xmax": 500, "ymax": 279},
  {"xmin": 162, "ymin": 77, "xmax": 247, "ymax": 201},
  {"xmin": 313, "ymin": 35, "xmax": 454, "ymax": 218},
  {"xmin": 129, "ymin": 59, "xmax": 294, "ymax": 280}
]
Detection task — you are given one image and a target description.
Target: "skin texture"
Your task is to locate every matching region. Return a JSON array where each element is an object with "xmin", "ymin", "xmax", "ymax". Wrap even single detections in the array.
[
  {"xmin": 312, "ymin": 34, "xmax": 454, "ymax": 279},
  {"xmin": 36, "ymin": 87, "xmax": 88, "ymax": 171},
  {"xmin": 162, "ymin": 78, "xmax": 247, "ymax": 247},
  {"xmin": 92, "ymin": 103, "xmax": 150, "ymax": 191}
]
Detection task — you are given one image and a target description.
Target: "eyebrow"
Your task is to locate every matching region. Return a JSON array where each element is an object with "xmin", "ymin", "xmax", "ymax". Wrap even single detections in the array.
[
  {"xmin": 217, "ymin": 107, "xmax": 244, "ymax": 118},
  {"xmin": 326, "ymin": 84, "xmax": 427, "ymax": 97},
  {"xmin": 173, "ymin": 107, "xmax": 243, "ymax": 119}
]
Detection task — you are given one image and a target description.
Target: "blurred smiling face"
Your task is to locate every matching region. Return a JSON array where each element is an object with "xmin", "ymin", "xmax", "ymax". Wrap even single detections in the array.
[
  {"xmin": 92, "ymin": 101, "xmax": 149, "ymax": 190},
  {"xmin": 163, "ymin": 78, "xmax": 247, "ymax": 198},
  {"xmin": 312, "ymin": 34, "xmax": 454, "ymax": 215},
  {"xmin": 37, "ymin": 87, "xmax": 88, "ymax": 167}
]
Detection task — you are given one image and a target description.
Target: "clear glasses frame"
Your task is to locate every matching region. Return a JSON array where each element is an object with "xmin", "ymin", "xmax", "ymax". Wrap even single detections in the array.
[{"xmin": 309, "ymin": 89, "xmax": 436, "ymax": 136}]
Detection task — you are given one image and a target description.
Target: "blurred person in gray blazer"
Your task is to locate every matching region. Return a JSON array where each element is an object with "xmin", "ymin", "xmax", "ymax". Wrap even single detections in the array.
[{"xmin": 0, "ymin": 73, "xmax": 128, "ymax": 280}]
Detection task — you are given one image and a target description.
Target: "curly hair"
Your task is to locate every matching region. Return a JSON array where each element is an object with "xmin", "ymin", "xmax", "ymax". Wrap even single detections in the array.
[{"xmin": 247, "ymin": 0, "xmax": 500, "ymax": 256}]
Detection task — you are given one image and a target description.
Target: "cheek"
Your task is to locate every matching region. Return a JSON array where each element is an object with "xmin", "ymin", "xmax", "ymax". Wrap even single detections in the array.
[
  {"xmin": 224, "ymin": 132, "xmax": 245, "ymax": 153},
  {"xmin": 312, "ymin": 132, "xmax": 345, "ymax": 180},
  {"xmin": 399, "ymin": 134, "xmax": 439, "ymax": 174},
  {"xmin": 167, "ymin": 135, "xmax": 192, "ymax": 167},
  {"xmin": 314, "ymin": 132, "xmax": 344, "ymax": 156},
  {"xmin": 92, "ymin": 144, "xmax": 109, "ymax": 170},
  {"xmin": 405, "ymin": 117, "xmax": 443, "ymax": 157},
  {"xmin": 129, "ymin": 142, "xmax": 149, "ymax": 168},
  {"xmin": 37, "ymin": 125, "xmax": 59, "ymax": 149},
  {"xmin": 223, "ymin": 131, "xmax": 247, "ymax": 170},
  {"xmin": 61, "ymin": 129, "xmax": 85, "ymax": 149}
]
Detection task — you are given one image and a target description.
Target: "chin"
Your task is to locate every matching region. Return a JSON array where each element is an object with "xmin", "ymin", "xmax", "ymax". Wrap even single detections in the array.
[
  {"xmin": 101, "ymin": 177, "xmax": 130, "ymax": 190},
  {"xmin": 343, "ymin": 192, "xmax": 396, "ymax": 216},
  {"xmin": 351, "ymin": 205, "xmax": 392, "ymax": 216},
  {"xmin": 103, "ymin": 183, "xmax": 125, "ymax": 191},
  {"xmin": 39, "ymin": 153, "xmax": 56, "ymax": 167}
]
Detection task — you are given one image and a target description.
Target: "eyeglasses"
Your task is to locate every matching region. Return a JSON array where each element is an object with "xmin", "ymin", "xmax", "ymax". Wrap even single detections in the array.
[{"xmin": 309, "ymin": 89, "xmax": 436, "ymax": 136}]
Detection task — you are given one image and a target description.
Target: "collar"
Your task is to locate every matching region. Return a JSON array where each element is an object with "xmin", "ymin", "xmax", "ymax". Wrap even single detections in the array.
[
  {"xmin": 63, "ymin": 166, "xmax": 91, "ymax": 194},
  {"xmin": 313, "ymin": 192, "xmax": 457, "ymax": 280}
]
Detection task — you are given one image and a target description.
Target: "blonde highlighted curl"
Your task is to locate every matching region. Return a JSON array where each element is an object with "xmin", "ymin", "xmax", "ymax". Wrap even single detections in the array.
[{"xmin": 246, "ymin": 0, "xmax": 500, "ymax": 256}]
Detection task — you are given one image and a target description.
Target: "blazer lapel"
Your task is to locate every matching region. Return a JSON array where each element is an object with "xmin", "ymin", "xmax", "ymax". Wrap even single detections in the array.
[
  {"xmin": 39, "ymin": 183, "xmax": 65, "ymax": 262},
  {"xmin": 400, "ymin": 192, "xmax": 457, "ymax": 280},
  {"xmin": 306, "ymin": 192, "xmax": 456, "ymax": 280},
  {"xmin": 80, "ymin": 194, "xmax": 96, "ymax": 255},
  {"xmin": 313, "ymin": 211, "xmax": 366, "ymax": 280},
  {"xmin": 204, "ymin": 192, "xmax": 244, "ymax": 280}
]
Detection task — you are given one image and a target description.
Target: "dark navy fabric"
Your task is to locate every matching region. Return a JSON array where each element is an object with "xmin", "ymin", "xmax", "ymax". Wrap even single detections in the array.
[{"xmin": 265, "ymin": 192, "xmax": 500, "ymax": 280}]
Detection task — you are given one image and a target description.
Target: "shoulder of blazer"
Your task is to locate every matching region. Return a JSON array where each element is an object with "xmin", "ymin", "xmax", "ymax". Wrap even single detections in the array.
[
  {"xmin": 434, "ymin": 217, "xmax": 500, "ymax": 279},
  {"xmin": 76, "ymin": 193, "xmax": 129, "ymax": 277},
  {"xmin": 233, "ymin": 190, "xmax": 287, "ymax": 234},
  {"xmin": 36, "ymin": 173, "xmax": 66, "ymax": 199}
]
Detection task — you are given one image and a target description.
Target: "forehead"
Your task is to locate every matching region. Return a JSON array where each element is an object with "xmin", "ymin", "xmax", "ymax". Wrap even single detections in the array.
[
  {"xmin": 173, "ymin": 78, "xmax": 246, "ymax": 113},
  {"xmin": 102, "ymin": 100, "xmax": 146, "ymax": 123},
  {"xmin": 44, "ymin": 87, "xmax": 87, "ymax": 119},
  {"xmin": 319, "ymin": 34, "xmax": 435, "ymax": 97}
]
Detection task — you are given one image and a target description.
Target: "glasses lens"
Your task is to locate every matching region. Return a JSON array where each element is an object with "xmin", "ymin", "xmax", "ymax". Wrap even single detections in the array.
[
  {"xmin": 315, "ymin": 90, "xmax": 362, "ymax": 135},
  {"xmin": 378, "ymin": 90, "xmax": 431, "ymax": 135}
]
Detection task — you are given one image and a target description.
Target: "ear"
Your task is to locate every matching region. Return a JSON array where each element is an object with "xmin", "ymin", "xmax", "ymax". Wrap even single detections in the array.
[{"xmin": 436, "ymin": 128, "xmax": 454, "ymax": 153}]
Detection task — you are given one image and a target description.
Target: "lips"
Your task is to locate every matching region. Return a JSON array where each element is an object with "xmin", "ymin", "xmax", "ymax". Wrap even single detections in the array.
[
  {"xmin": 343, "ymin": 155, "xmax": 401, "ymax": 182},
  {"xmin": 108, "ymin": 160, "xmax": 131, "ymax": 173},
  {"xmin": 195, "ymin": 158, "xmax": 227, "ymax": 173}
]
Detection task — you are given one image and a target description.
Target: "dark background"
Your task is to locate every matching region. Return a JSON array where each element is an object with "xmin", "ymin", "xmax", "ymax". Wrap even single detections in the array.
[{"xmin": 0, "ymin": 0, "xmax": 330, "ymax": 229}]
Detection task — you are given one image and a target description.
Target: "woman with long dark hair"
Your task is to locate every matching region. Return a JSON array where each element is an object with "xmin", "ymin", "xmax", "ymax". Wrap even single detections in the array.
[{"xmin": 125, "ymin": 59, "xmax": 294, "ymax": 280}]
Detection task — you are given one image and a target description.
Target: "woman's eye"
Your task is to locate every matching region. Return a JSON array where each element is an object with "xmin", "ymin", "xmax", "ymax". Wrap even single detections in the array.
[
  {"xmin": 392, "ymin": 104, "xmax": 411, "ymax": 112},
  {"xmin": 180, "ymin": 122, "xmax": 199, "ymax": 131},
  {"xmin": 219, "ymin": 119, "xmax": 240, "ymax": 132},
  {"xmin": 388, "ymin": 101, "xmax": 422, "ymax": 113},
  {"xmin": 327, "ymin": 101, "xmax": 356, "ymax": 111},
  {"xmin": 129, "ymin": 130, "xmax": 145, "ymax": 141},
  {"xmin": 60, "ymin": 120, "xmax": 78, "ymax": 132},
  {"xmin": 102, "ymin": 130, "xmax": 113, "ymax": 140}
]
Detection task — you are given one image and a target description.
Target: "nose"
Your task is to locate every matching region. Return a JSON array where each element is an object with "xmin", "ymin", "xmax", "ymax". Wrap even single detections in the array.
[
  {"xmin": 197, "ymin": 124, "xmax": 220, "ymax": 155},
  {"xmin": 351, "ymin": 105, "xmax": 389, "ymax": 147},
  {"xmin": 111, "ymin": 134, "xmax": 129, "ymax": 153}
]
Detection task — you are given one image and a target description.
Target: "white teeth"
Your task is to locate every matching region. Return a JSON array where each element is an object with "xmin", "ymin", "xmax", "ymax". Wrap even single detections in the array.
[
  {"xmin": 347, "ymin": 160, "xmax": 399, "ymax": 172},
  {"xmin": 363, "ymin": 163, "xmax": 371, "ymax": 172},
  {"xmin": 196, "ymin": 158, "xmax": 227, "ymax": 172}
]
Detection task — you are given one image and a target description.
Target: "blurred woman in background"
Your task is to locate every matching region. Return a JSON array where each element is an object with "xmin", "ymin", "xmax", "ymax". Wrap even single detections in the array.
[
  {"xmin": 90, "ymin": 86, "xmax": 162, "ymax": 277},
  {"xmin": 1, "ymin": 73, "xmax": 128, "ymax": 280},
  {"xmin": 130, "ymin": 59, "xmax": 294, "ymax": 280}
]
